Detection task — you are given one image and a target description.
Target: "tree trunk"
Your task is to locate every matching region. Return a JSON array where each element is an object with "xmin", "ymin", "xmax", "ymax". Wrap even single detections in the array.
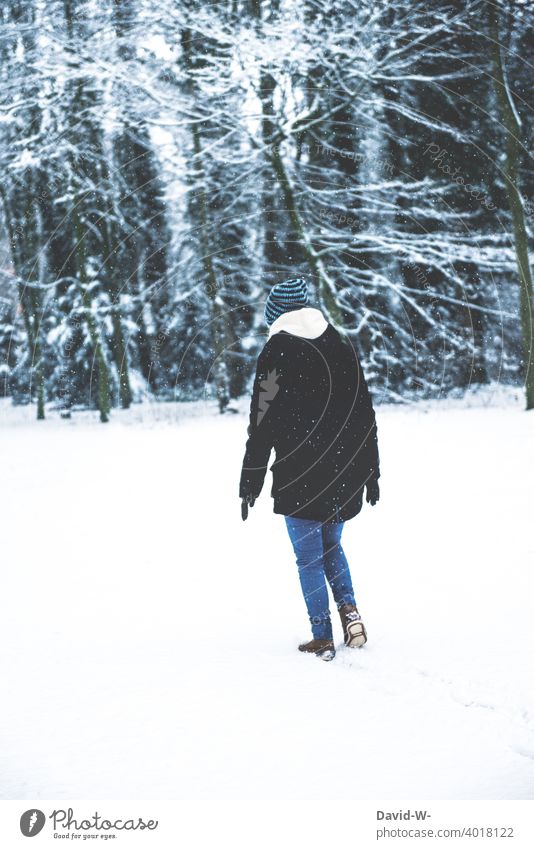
[
  {"xmin": 73, "ymin": 209, "xmax": 111, "ymax": 423},
  {"xmin": 0, "ymin": 182, "xmax": 46, "ymax": 419},
  {"xmin": 190, "ymin": 120, "xmax": 231, "ymax": 412},
  {"xmin": 488, "ymin": 4, "xmax": 534, "ymax": 409},
  {"xmin": 269, "ymin": 147, "xmax": 344, "ymax": 325},
  {"xmin": 64, "ymin": 0, "xmax": 112, "ymax": 422},
  {"xmin": 99, "ymin": 188, "xmax": 132, "ymax": 409},
  {"xmin": 181, "ymin": 23, "xmax": 231, "ymax": 413}
]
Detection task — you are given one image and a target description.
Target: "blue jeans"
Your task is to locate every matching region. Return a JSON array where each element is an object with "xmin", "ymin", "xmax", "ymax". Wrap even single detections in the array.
[{"xmin": 284, "ymin": 516, "xmax": 357, "ymax": 640}]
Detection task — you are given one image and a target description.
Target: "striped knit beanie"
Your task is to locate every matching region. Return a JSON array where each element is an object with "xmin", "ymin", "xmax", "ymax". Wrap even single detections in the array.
[{"xmin": 264, "ymin": 277, "xmax": 309, "ymax": 326}]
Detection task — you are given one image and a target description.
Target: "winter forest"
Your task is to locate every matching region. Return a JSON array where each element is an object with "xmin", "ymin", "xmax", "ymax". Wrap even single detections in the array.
[
  {"xmin": 2, "ymin": 0, "xmax": 534, "ymax": 805},
  {"xmin": 1, "ymin": 0, "xmax": 533, "ymax": 421}
]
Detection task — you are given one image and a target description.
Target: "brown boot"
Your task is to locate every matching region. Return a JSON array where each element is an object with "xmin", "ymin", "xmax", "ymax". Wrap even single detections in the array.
[
  {"xmin": 338, "ymin": 604, "xmax": 367, "ymax": 648},
  {"xmin": 298, "ymin": 639, "xmax": 336, "ymax": 661}
]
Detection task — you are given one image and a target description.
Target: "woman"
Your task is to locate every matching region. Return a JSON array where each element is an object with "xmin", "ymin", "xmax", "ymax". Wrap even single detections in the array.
[{"xmin": 239, "ymin": 278, "xmax": 380, "ymax": 661}]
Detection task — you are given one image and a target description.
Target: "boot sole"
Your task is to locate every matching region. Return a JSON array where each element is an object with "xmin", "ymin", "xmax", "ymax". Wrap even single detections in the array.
[
  {"xmin": 298, "ymin": 644, "xmax": 336, "ymax": 660},
  {"xmin": 317, "ymin": 648, "xmax": 336, "ymax": 661},
  {"xmin": 345, "ymin": 621, "xmax": 367, "ymax": 648}
]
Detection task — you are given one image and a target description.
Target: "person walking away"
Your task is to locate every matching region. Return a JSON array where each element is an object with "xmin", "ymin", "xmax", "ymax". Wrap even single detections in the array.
[{"xmin": 239, "ymin": 278, "xmax": 380, "ymax": 661}]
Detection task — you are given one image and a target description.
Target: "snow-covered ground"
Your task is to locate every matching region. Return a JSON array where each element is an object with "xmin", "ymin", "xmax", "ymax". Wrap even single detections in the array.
[{"xmin": 1, "ymin": 390, "xmax": 533, "ymax": 800}]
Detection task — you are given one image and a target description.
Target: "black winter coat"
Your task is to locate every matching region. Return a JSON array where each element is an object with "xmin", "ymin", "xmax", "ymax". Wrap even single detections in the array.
[{"xmin": 239, "ymin": 321, "xmax": 380, "ymax": 523}]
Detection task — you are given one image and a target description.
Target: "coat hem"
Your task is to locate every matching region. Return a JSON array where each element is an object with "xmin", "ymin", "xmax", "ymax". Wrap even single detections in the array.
[{"xmin": 272, "ymin": 500, "xmax": 362, "ymax": 524}]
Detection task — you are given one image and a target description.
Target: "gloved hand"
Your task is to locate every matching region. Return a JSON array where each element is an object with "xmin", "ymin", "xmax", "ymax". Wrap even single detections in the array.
[
  {"xmin": 366, "ymin": 477, "xmax": 380, "ymax": 506},
  {"xmin": 241, "ymin": 494, "xmax": 256, "ymax": 521}
]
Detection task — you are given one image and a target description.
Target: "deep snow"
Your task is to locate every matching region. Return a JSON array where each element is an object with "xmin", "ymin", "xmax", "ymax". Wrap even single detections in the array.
[{"xmin": 1, "ymin": 390, "xmax": 533, "ymax": 800}]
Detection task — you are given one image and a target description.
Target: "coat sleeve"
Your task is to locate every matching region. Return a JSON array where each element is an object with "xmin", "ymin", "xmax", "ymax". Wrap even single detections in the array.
[
  {"xmin": 239, "ymin": 341, "xmax": 282, "ymax": 499},
  {"xmin": 356, "ymin": 355, "xmax": 380, "ymax": 481},
  {"xmin": 343, "ymin": 334, "xmax": 379, "ymax": 482}
]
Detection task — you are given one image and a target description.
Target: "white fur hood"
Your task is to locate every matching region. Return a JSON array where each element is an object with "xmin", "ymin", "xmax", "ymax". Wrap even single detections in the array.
[{"xmin": 268, "ymin": 307, "xmax": 329, "ymax": 340}]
